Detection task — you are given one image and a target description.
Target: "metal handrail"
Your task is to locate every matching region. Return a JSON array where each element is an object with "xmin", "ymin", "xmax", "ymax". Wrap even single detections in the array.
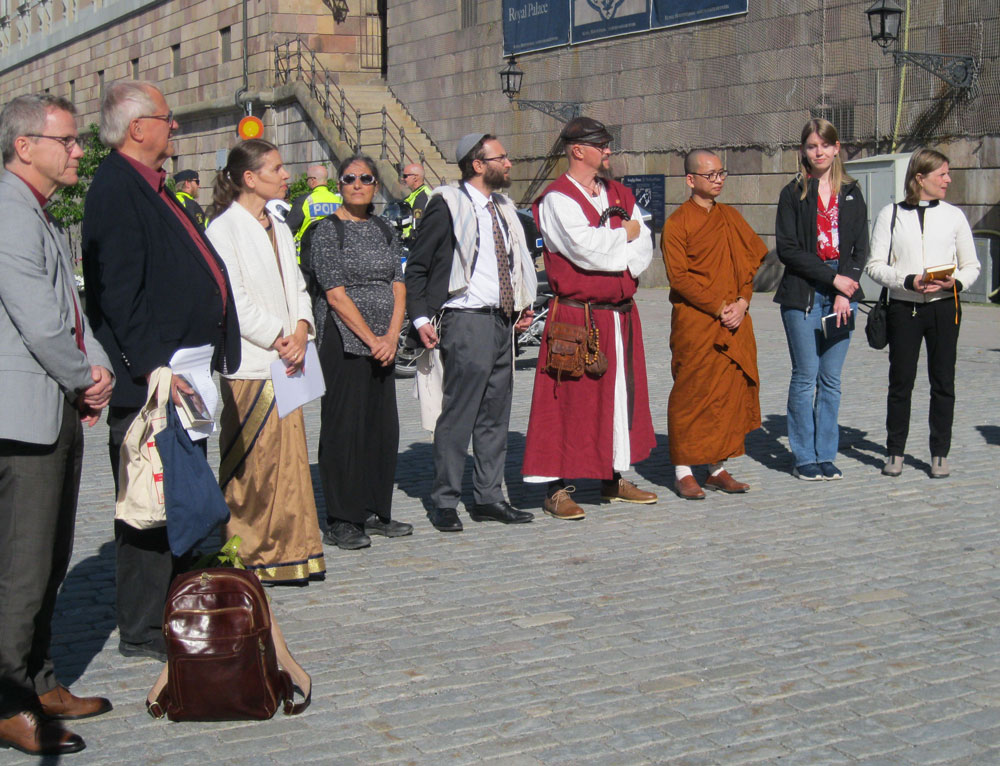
[{"xmin": 274, "ymin": 37, "xmax": 447, "ymax": 187}]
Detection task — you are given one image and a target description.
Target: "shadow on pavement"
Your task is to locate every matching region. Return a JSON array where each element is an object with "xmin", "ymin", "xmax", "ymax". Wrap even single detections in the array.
[
  {"xmin": 745, "ymin": 413, "xmax": 793, "ymax": 471},
  {"xmin": 52, "ymin": 539, "xmax": 115, "ymax": 687},
  {"xmin": 839, "ymin": 424, "xmax": 887, "ymax": 469},
  {"xmin": 976, "ymin": 425, "xmax": 1000, "ymax": 446}
]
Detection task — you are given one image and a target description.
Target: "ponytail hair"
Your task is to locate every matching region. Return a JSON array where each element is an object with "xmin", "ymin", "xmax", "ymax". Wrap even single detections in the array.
[{"xmin": 212, "ymin": 138, "xmax": 279, "ymax": 215}]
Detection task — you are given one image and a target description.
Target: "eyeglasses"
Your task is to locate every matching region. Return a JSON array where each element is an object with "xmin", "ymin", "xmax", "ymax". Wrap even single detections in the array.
[
  {"xmin": 340, "ymin": 173, "xmax": 376, "ymax": 186},
  {"xmin": 137, "ymin": 111, "xmax": 174, "ymax": 125},
  {"xmin": 24, "ymin": 134, "xmax": 80, "ymax": 151},
  {"xmin": 690, "ymin": 170, "xmax": 729, "ymax": 182},
  {"xmin": 577, "ymin": 141, "xmax": 611, "ymax": 151},
  {"xmin": 478, "ymin": 154, "xmax": 510, "ymax": 164},
  {"xmin": 401, "ymin": 172, "xmax": 419, "ymax": 179}
]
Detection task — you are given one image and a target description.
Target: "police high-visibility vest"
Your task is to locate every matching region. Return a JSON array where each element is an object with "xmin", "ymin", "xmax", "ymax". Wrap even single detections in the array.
[
  {"xmin": 402, "ymin": 184, "xmax": 430, "ymax": 238},
  {"xmin": 294, "ymin": 186, "xmax": 343, "ymax": 245},
  {"xmin": 175, "ymin": 191, "xmax": 205, "ymax": 227}
]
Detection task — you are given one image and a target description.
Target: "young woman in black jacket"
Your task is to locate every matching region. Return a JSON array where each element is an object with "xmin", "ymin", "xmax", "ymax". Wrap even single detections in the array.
[{"xmin": 774, "ymin": 119, "xmax": 868, "ymax": 481}]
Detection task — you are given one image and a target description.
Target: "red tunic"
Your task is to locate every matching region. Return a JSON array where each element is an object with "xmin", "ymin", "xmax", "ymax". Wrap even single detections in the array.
[{"xmin": 521, "ymin": 175, "xmax": 656, "ymax": 480}]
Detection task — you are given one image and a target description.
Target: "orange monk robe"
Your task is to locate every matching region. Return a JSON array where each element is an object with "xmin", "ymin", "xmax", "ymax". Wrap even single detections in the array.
[{"xmin": 661, "ymin": 198, "xmax": 768, "ymax": 466}]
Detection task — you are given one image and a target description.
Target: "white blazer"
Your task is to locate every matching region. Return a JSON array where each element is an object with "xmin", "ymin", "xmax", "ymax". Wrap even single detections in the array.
[{"xmin": 206, "ymin": 202, "xmax": 314, "ymax": 379}]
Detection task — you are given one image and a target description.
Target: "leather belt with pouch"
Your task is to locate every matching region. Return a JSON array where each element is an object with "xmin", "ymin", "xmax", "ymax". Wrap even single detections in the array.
[{"xmin": 544, "ymin": 297, "xmax": 608, "ymax": 382}]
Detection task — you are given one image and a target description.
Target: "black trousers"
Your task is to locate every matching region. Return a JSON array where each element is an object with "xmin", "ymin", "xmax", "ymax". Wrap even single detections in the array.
[
  {"xmin": 0, "ymin": 404, "xmax": 81, "ymax": 717},
  {"xmin": 108, "ymin": 406, "xmax": 192, "ymax": 648},
  {"xmin": 317, "ymin": 323, "xmax": 398, "ymax": 526},
  {"xmin": 885, "ymin": 298, "xmax": 961, "ymax": 457}
]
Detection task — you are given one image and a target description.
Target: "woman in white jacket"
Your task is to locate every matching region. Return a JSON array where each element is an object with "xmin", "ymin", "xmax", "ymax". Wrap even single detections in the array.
[
  {"xmin": 865, "ymin": 148, "xmax": 980, "ymax": 479},
  {"xmin": 206, "ymin": 139, "xmax": 325, "ymax": 584}
]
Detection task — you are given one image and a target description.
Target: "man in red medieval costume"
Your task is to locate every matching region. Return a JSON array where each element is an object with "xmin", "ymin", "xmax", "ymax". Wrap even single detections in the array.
[{"xmin": 522, "ymin": 117, "xmax": 658, "ymax": 520}]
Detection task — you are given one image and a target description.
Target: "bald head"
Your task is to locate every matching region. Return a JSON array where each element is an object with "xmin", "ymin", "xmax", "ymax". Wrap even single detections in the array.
[
  {"xmin": 307, "ymin": 164, "xmax": 328, "ymax": 188},
  {"xmin": 402, "ymin": 163, "xmax": 425, "ymax": 192},
  {"xmin": 684, "ymin": 149, "xmax": 719, "ymax": 175}
]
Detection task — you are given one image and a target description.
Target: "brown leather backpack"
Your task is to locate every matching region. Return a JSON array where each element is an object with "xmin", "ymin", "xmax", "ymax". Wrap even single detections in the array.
[{"xmin": 146, "ymin": 568, "xmax": 310, "ymax": 721}]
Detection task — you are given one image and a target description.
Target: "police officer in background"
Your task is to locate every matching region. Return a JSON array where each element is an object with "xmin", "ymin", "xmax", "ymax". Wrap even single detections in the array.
[
  {"xmin": 173, "ymin": 169, "xmax": 205, "ymax": 228},
  {"xmin": 401, "ymin": 162, "xmax": 431, "ymax": 240},
  {"xmin": 285, "ymin": 163, "xmax": 343, "ymax": 252}
]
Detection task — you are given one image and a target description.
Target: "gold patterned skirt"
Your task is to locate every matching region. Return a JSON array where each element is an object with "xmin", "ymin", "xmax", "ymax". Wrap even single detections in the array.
[{"xmin": 218, "ymin": 378, "xmax": 326, "ymax": 584}]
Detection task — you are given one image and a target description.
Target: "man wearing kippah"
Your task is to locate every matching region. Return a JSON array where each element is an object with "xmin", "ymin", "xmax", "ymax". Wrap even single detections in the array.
[
  {"xmin": 522, "ymin": 116, "xmax": 658, "ymax": 520},
  {"xmin": 405, "ymin": 133, "xmax": 537, "ymax": 532}
]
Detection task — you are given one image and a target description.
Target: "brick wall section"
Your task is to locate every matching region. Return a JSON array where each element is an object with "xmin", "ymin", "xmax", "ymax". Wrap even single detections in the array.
[{"xmin": 386, "ymin": 0, "xmax": 1000, "ymax": 249}]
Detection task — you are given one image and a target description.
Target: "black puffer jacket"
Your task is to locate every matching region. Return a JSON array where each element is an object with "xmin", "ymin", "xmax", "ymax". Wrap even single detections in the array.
[{"xmin": 773, "ymin": 176, "xmax": 869, "ymax": 310}]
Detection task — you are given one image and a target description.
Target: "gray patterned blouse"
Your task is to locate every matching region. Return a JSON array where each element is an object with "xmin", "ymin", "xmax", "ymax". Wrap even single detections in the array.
[{"xmin": 310, "ymin": 217, "xmax": 404, "ymax": 356}]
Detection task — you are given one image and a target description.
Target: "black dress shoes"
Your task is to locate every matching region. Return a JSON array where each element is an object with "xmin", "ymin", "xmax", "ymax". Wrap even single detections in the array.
[
  {"xmin": 468, "ymin": 501, "xmax": 534, "ymax": 524},
  {"xmin": 323, "ymin": 520, "xmax": 372, "ymax": 550},
  {"xmin": 364, "ymin": 513, "xmax": 414, "ymax": 538},
  {"xmin": 428, "ymin": 508, "xmax": 463, "ymax": 532}
]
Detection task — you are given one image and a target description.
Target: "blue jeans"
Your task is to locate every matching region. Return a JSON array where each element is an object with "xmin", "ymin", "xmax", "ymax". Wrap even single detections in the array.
[{"xmin": 781, "ymin": 283, "xmax": 855, "ymax": 467}]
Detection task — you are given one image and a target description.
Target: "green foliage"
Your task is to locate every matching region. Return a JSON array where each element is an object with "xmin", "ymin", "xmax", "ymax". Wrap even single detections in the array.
[
  {"xmin": 191, "ymin": 535, "xmax": 245, "ymax": 571},
  {"xmin": 48, "ymin": 123, "xmax": 110, "ymax": 227}
]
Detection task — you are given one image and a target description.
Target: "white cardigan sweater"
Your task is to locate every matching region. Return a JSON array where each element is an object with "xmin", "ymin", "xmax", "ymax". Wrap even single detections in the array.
[
  {"xmin": 206, "ymin": 202, "xmax": 314, "ymax": 379},
  {"xmin": 865, "ymin": 200, "xmax": 980, "ymax": 303}
]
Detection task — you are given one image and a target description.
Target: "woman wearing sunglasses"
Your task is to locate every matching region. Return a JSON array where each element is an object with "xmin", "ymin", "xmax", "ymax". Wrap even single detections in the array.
[
  {"xmin": 307, "ymin": 155, "xmax": 409, "ymax": 550},
  {"xmin": 774, "ymin": 118, "xmax": 868, "ymax": 481},
  {"xmin": 206, "ymin": 139, "xmax": 326, "ymax": 584}
]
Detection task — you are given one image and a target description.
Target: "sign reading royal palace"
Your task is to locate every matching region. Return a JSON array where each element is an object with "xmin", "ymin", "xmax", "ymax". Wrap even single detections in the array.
[{"xmin": 503, "ymin": 0, "xmax": 747, "ymax": 55}]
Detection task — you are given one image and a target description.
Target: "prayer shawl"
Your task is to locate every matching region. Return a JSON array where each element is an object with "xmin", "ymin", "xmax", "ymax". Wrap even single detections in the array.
[
  {"xmin": 521, "ymin": 175, "xmax": 656, "ymax": 479},
  {"xmin": 661, "ymin": 198, "xmax": 768, "ymax": 466}
]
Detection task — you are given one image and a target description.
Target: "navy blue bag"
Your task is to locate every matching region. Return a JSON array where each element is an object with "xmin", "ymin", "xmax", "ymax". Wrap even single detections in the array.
[{"xmin": 155, "ymin": 400, "xmax": 230, "ymax": 557}]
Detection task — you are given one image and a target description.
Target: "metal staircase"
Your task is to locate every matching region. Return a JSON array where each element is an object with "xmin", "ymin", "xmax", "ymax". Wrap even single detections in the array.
[{"xmin": 274, "ymin": 38, "xmax": 456, "ymax": 196}]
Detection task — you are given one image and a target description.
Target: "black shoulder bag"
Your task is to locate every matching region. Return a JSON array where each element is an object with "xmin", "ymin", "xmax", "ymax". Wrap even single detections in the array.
[{"xmin": 864, "ymin": 204, "xmax": 897, "ymax": 350}]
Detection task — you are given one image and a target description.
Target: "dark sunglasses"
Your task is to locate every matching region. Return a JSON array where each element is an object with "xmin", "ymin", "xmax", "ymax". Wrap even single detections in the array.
[{"xmin": 340, "ymin": 173, "xmax": 376, "ymax": 186}]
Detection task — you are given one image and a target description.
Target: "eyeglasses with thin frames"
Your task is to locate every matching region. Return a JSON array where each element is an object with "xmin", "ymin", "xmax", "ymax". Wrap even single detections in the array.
[
  {"xmin": 136, "ymin": 111, "xmax": 174, "ymax": 125},
  {"xmin": 690, "ymin": 170, "xmax": 729, "ymax": 182},
  {"xmin": 478, "ymin": 154, "xmax": 510, "ymax": 164},
  {"xmin": 24, "ymin": 134, "xmax": 80, "ymax": 152},
  {"xmin": 340, "ymin": 173, "xmax": 376, "ymax": 186}
]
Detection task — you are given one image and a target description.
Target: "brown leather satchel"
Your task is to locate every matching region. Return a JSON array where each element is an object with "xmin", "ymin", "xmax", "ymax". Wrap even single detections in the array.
[
  {"xmin": 146, "ymin": 568, "xmax": 310, "ymax": 721},
  {"xmin": 544, "ymin": 297, "xmax": 587, "ymax": 380}
]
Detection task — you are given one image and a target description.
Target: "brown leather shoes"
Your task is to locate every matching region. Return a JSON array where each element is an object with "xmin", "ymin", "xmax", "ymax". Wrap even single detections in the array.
[
  {"xmin": 38, "ymin": 685, "xmax": 112, "ymax": 721},
  {"xmin": 543, "ymin": 486, "xmax": 585, "ymax": 520},
  {"xmin": 703, "ymin": 469, "xmax": 750, "ymax": 494},
  {"xmin": 675, "ymin": 475, "xmax": 705, "ymax": 500},
  {"xmin": 601, "ymin": 478, "xmax": 658, "ymax": 504},
  {"xmin": 0, "ymin": 710, "xmax": 85, "ymax": 755}
]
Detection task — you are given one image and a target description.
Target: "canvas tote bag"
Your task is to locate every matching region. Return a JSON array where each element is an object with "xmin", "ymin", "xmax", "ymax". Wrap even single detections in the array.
[{"xmin": 115, "ymin": 367, "xmax": 173, "ymax": 529}]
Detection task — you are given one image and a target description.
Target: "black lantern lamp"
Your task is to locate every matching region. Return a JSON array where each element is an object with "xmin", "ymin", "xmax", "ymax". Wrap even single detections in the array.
[
  {"xmin": 499, "ymin": 56, "xmax": 524, "ymax": 100},
  {"xmin": 865, "ymin": 0, "xmax": 903, "ymax": 49},
  {"xmin": 498, "ymin": 55, "xmax": 580, "ymax": 122},
  {"xmin": 865, "ymin": 0, "xmax": 977, "ymax": 94}
]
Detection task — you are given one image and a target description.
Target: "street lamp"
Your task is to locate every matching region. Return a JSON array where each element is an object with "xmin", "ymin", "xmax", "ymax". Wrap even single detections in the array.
[
  {"xmin": 864, "ymin": 0, "xmax": 978, "ymax": 94},
  {"xmin": 499, "ymin": 55, "xmax": 580, "ymax": 122}
]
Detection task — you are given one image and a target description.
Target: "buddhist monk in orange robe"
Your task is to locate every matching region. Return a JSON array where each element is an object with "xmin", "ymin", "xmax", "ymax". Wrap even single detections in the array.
[{"xmin": 661, "ymin": 149, "xmax": 768, "ymax": 499}]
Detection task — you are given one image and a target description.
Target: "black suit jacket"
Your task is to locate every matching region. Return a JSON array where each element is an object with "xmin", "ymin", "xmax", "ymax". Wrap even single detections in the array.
[
  {"xmin": 404, "ymin": 194, "xmax": 457, "ymax": 327},
  {"xmin": 82, "ymin": 151, "xmax": 240, "ymax": 408}
]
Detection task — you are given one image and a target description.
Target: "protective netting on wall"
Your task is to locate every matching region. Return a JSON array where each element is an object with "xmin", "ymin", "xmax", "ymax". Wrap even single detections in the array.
[{"xmin": 533, "ymin": 0, "xmax": 998, "ymax": 152}]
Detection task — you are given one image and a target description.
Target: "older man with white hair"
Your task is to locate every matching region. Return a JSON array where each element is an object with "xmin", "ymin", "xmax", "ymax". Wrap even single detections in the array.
[{"xmin": 81, "ymin": 81, "xmax": 240, "ymax": 662}]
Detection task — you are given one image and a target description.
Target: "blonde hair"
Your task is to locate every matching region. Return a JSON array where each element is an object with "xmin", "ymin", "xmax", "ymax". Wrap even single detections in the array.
[
  {"xmin": 796, "ymin": 118, "xmax": 854, "ymax": 200},
  {"xmin": 904, "ymin": 148, "xmax": 950, "ymax": 205}
]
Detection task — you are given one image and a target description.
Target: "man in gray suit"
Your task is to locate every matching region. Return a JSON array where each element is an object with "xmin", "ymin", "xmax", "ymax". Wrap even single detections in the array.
[{"xmin": 0, "ymin": 94, "xmax": 114, "ymax": 756}]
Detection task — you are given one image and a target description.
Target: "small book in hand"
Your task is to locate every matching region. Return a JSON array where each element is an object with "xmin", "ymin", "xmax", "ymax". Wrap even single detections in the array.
[
  {"xmin": 821, "ymin": 310, "xmax": 855, "ymax": 341},
  {"xmin": 922, "ymin": 263, "xmax": 956, "ymax": 281},
  {"xmin": 175, "ymin": 375, "xmax": 213, "ymax": 428}
]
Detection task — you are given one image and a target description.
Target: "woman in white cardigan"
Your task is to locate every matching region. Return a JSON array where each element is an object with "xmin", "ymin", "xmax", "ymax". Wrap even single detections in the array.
[
  {"xmin": 206, "ymin": 139, "xmax": 325, "ymax": 584},
  {"xmin": 865, "ymin": 148, "xmax": 980, "ymax": 479}
]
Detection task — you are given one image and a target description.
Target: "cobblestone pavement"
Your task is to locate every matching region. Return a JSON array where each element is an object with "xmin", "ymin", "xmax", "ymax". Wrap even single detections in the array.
[{"xmin": 10, "ymin": 289, "xmax": 999, "ymax": 765}]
